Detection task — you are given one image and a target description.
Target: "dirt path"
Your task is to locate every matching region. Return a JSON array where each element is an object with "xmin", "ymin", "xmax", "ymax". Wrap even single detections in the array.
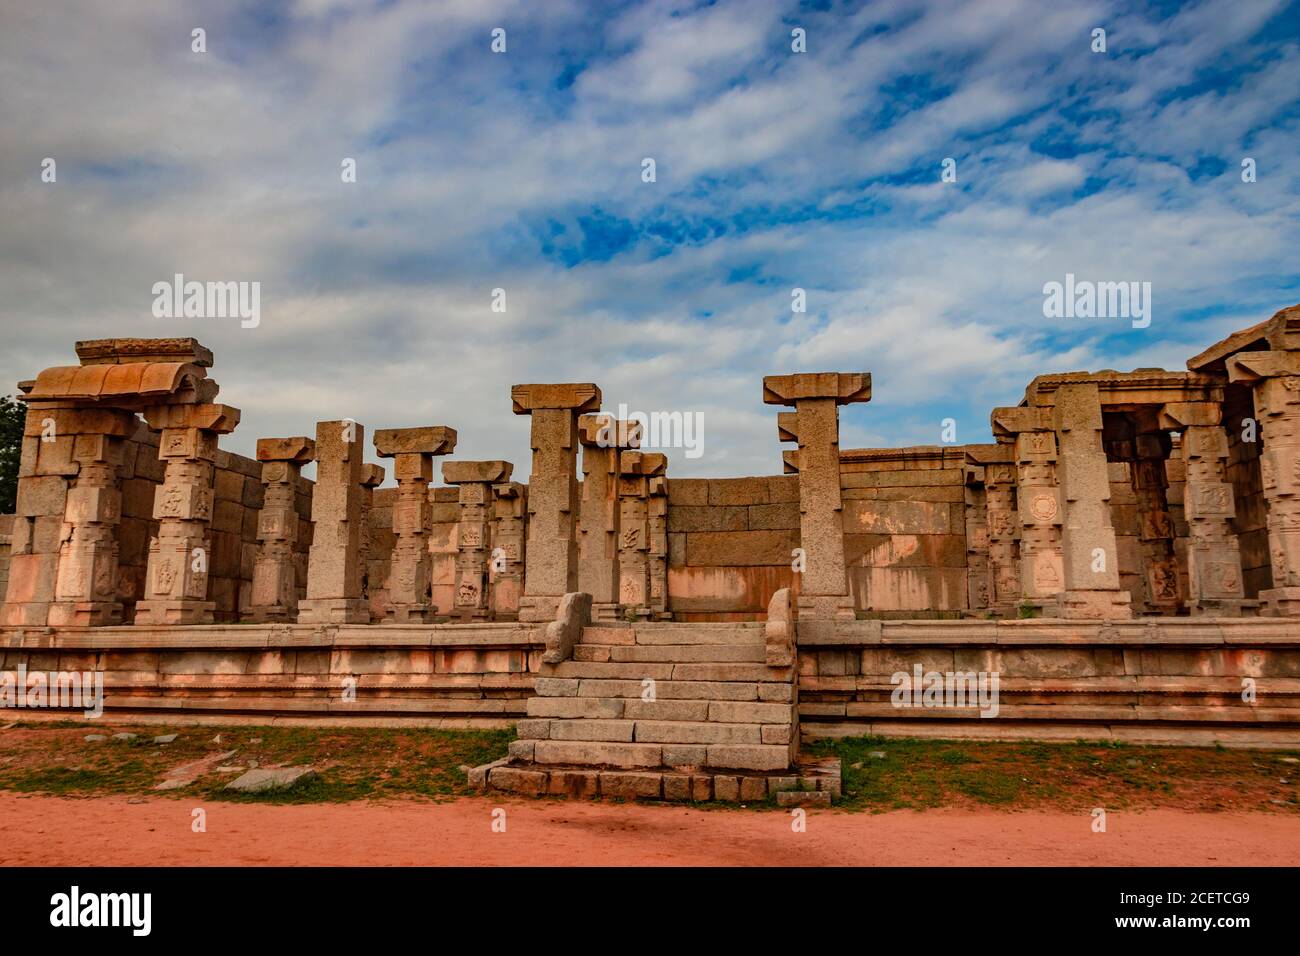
[{"xmin": 2, "ymin": 794, "xmax": 1298, "ymax": 866}]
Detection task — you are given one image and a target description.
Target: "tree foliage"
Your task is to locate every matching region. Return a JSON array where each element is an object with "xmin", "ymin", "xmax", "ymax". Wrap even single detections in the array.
[{"xmin": 0, "ymin": 395, "xmax": 26, "ymax": 514}]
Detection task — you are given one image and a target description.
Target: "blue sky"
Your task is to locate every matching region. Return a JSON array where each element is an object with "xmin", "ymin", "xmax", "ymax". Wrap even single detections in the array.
[{"xmin": 1, "ymin": 0, "xmax": 1298, "ymax": 480}]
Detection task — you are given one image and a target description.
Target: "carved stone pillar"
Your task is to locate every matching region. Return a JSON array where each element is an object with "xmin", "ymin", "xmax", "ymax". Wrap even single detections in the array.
[
  {"xmin": 299, "ymin": 419, "xmax": 369, "ymax": 624},
  {"xmin": 135, "ymin": 403, "xmax": 241, "ymax": 625},
  {"xmin": 617, "ymin": 451, "xmax": 666, "ymax": 619},
  {"xmin": 972, "ymin": 444, "xmax": 1020, "ymax": 615},
  {"xmin": 1132, "ymin": 424, "xmax": 1180, "ymax": 614},
  {"xmin": 490, "ymin": 481, "xmax": 527, "ymax": 621},
  {"xmin": 510, "ymin": 383, "xmax": 602, "ymax": 622},
  {"xmin": 442, "ymin": 460, "xmax": 512, "ymax": 622},
  {"xmin": 992, "ymin": 407, "xmax": 1063, "ymax": 614},
  {"xmin": 1160, "ymin": 403, "xmax": 1248, "ymax": 615},
  {"xmin": 1053, "ymin": 383, "xmax": 1131, "ymax": 619},
  {"xmin": 247, "ymin": 436, "xmax": 315, "ymax": 623},
  {"xmin": 46, "ymin": 409, "xmax": 138, "ymax": 626},
  {"xmin": 577, "ymin": 414, "xmax": 641, "ymax": 620},
  {"xmin": 648, "ymin": 472, "xmax": 670, "ymax": 619},
  {"xmin": 763, "ymin": 372, "xmax": 871, "ymax": 625},
  {"xmin": 1227, "ymin": 351, "xmax": 1300, "ymax": 615},
  {"xmin": 358, "ymin": 463, "xmax": 385, "ymax": 616},
  {"xmin": 963, "ymin": 462, "xmax": 991, "ymax": 613},
  {"xmin": 374, "ymin": 427, "xmax": 457, "ymax": 623}
]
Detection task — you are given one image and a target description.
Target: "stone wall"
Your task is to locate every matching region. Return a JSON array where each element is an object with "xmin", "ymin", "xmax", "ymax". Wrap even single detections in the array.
[
  {"xmin": 0, "ymin": 514, "xmax": 12, "ymax": 601},
  {"xmin": 840, "ymin": 447, "xmax": 969, "ymax": 615},
  {"xmin": 665, "ymin": 476, "xmax": 800, "ymax": 621}
]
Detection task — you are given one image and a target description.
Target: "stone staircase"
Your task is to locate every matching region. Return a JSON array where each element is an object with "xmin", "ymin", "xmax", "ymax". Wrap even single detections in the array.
[{"xmin": 473, "ymin": 595, "xmax": 840, "ymax": 803}]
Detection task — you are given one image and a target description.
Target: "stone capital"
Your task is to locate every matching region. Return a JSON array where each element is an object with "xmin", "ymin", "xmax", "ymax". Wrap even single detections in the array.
[
  {"xmin": 360, "ymin": 463, "xmax": 386, "ymax": 488},
  {"xmin": 256, "ymin": 436, "xmax": 316, "ymax": 463},
  {"xmin": 442, "ymin": 460, "xmax": 513, "ymax": 485},
  {"xmin": 373, "ymin": 426, "xmax": 457, "ymax": 457},
  {"xmin": 511, "ymin": 383, "xmax": 602, "ymax": 414},
  {"xmin": 1227, "ymin": 350, "xmax": 1300, "ymax": 384},
  {"xmin": 990, "ymin": 406, "xmax": 1053, "ymax": 438},
  {"xmin": 620, "ymin": 451, "xmax": 668, "ymax": 476},
  {"xmin": 776, "ymin": 411, "xmax": 799, "ymax": 443},
  {"xmin": 762, "ymin": 372, "xmax": 871, "ymax": 406},
  {"xmin": 144, "ymin": 402, "xmax": 241, "ymax": 434},
  {"xmin": 577, "ymin": 414, "xmax": 641, "ymax": 449}
]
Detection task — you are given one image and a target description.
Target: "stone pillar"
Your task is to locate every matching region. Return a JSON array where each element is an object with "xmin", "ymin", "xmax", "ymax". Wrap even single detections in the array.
[
  {"xmin": 135, "ymin": 403, "xmax": 241, "ymax": 626},
  {"xmin": 358, "ymin": 463, "xmax": 385, "ymax": 616},
  {"xmin": 374, "ymin": 426, "xmax": 457, "ymax": 623},
  {"xmin": 648, "ymin": 472, "xmax": 670, "ymax": 619},
  {"xmin": 442, "ymin": 460, "xmax": 512, "ymax": 622},
  {"xmin": 1052, "ymin": 383, "xmax": 1131, "ymax": 619},
  {"xmin": 963, "ymin": 463, "xmax": 991, "ymax": 613},
  {"xmin": 1227, "ymin": 351, "xmax": 1300, "ymax": 615},
  {"xmin": 298, "ymin": 419, "xmax": 369, "ymax": 624},
  {"xmin": 577, "ymin": 414, "xmax": 640, "ymax": 619},
  {"xmin": 510, "ymin": 383, "xmax": 602, "ymax": 622},
  {"xmin": 763, "ymin": 372, "xmax": 871, "ymax": 624},
  {"xmin": 976, "ymin": 446, "xmax": 1021, "ymax": 615},
  {"xmin": 490, "ymin": 481, "xmax": 527, "ymax": 620},
  {"xmin": 1160, "ymin": 403, "xmax": 1248, "ymax": 615},
  {"xmin": 992, "ymin": 407, "xmax": 1064, "ymax": 614},
  {"xmin": 617, "ymin": 451, "xmax": 666, "ymax": 619},
  {"xmin": 246, "ymin": 437, "xmax": 315, "ymax": 623},
  {"xmin": 1132, "ymin": 425, "xmax": 1180, "ymax": 614}
]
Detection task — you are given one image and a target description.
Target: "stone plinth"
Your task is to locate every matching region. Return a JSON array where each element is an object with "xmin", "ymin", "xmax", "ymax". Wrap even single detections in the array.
[
  {"xmin": 511, "ymin": 383, "xmax": 602, "ymax": 622},
  {"xmin": 375, "ymin": 426, "xmax": 457, "ymax": 623},
  {"xmin": 1227, "ymin": 350, "xmax": 1300, "ymax": 615},
  {"xmin": 134, "ymin": 403, "xmax": 241, "ymax": 626},
  {"xmin": 764, "ymin": 372, "xmax": 871, "ymax": 624},
  {"xmin": 577, "ymin": 414, "xmax": 641, "ymax": 619},
  {"xmin": 298, "ymin": 419, "xmax": 369, "ymax": 624},
  {"xmin": 246, "ymin": 436, "xmax": 315, "ymax": 623},
  {"xmin": 442, "ymin": 459, "xmax": 513, "ymax": 622}
]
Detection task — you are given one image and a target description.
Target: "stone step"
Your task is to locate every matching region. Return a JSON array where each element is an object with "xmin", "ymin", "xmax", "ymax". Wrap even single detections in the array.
[
  {"xmin": 517, "ymin": 738, "xmax": 792, "ymax": 772},
  {"xmin": 630, "ymin": 624, "xmax": 765, "ymax": 646},
  {"xmin": 572, "ymin": 643, "xmax": 766, "ymax": 664},
  {"xmin": 546, "ymin": 661, "xmax": 793, "ymax": 683},
  {"xmin": 526, "ymin": 696, "xmax": 796, "ymax": 722},
  {"xmin": 519, "ymin": 717, "xmax": 780, "ymax": 746},
  {"xmin": 536, "ymin": 677, "xmax": 793, "ymax": 702}
]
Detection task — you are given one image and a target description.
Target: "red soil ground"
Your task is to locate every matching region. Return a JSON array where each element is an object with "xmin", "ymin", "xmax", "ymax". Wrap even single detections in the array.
[{"xmin": 2, "ymin": 794, "xmax": 1297, "ymax": 866}]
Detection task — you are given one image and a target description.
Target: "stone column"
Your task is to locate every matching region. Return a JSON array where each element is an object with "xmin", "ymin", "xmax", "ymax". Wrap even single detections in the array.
[
  {"xmin": 763, "ymin": 372, "xmax": 871, "ymax": 624},
  {"xmin": 246, "ymin": 436, "xmax": 315, "ymax": 623},
  {"xmin": 298, "ymin": 419, "xmax": 369, "ymax": 624},
  {"xmin": 616, "ymin": 451, "xmax": 666, "ymax": 619},
  {"xmin": 358, "ymin": 463, "xmax": 385, "ymax": 616},
  {"xmin": 1132, "ymin": 425, "xmax": 1180, "ymax": 614},
  {"xmin": 963, "ymin": 462, "xmax": 991, "ymax": 613},
  {"xmin": 510, "ymin": 383, "xmax": 602, "ymax": 622},
  {"xmin": 975, "ymin": 446, "xmax": 1021, "ymax": 615},
  {"xmin": 43, "ymin": 408, "xmax": 138, "ymax": 626},
  {"xmin": 992, "ymin": 407, "xmax": 1064, "ymax": 615},
  {"xmin": 1160, "ymin": 403, "xmax": 1248, "ymax": 615},
  {"xmin": 648, "ymin": 472, "xmax": 670, "ymax": 619},
  {"xmin": 1052, "ymin": 383, "xmax": 1131, "ymax": 619},
  {"xmin": 490, "ymin": 481, "xmax": 527, "ymax": 620},
  {"xmin": 374, "ymin": 426, "xmax": 457, "ymax": 623},
  {"xmin": 1227, "ymin": 351, "xmax": 1300, "ymax": 615},
  {"xmin": 442, "ymin": 460, "xmax": 512, "ymax": 622},
  {"xmin": 135, "ymin": 403, "xmax": 241, "ymax": 625},
  {"xmin": 577, "ymin": 414, "xmax": 640, "ymax": 619}
]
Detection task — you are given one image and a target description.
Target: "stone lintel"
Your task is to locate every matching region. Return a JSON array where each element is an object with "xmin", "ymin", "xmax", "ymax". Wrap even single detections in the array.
[
  {"xmin": 762, "ymin": 372, "xmax": 871, "ymax": 406},
  {"xmin": 22, "ymin": 406, "xmax": 137, "ymax": 437},
  {"xmin": 442, "ymin": 460, "xmax": 513, "ymax": 485},
  {"xmin": 1158, "ymin": 402, "xmax": 1222, "ymax": 430},
  {"xmin": 144, "ymin": 402, "xmax": 240, "ymax": 433},
  {"xmin": 256, "ymin": 436, "xmax": 316, "ymax": 463},
  {"xmin": 990, "ymin": 406, "xmax": 1053, "ymax": 439},
  {"xmin": 373, "ymin": 426, "xmax": 457, "ymax": 458},
  {"xmin": 76, "ymin": 337, "xmax": 214, "ymax": 368},
  {"xmin": 577, "ymin": 414, "xmax": 642, "ymax": 448},
  {"xmin": 965, "ymin": 442, "xmax": 1012, "ymax": 466},
  {"xmin": 620, "ymin": 451, "xmax": 668, "ymax": 476},
  {"xmin": 511, "ymin": 383, "xmax": 602, "ymax": 414},
  {"xmin": 27, "ymin": 362, "xmax": 212, "ymax": 405}
]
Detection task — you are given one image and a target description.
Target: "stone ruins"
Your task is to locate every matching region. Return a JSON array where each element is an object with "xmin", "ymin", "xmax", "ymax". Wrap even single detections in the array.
[{"xmin": 2, "ymin": 307, "xmax": 1299, "ymax": 801}]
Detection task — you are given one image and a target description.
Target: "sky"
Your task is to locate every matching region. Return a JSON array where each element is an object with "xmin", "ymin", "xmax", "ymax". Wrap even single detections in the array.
[{"xmin": 1, "ymin": 0, "xmax": 1298, "ymax": 482}]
